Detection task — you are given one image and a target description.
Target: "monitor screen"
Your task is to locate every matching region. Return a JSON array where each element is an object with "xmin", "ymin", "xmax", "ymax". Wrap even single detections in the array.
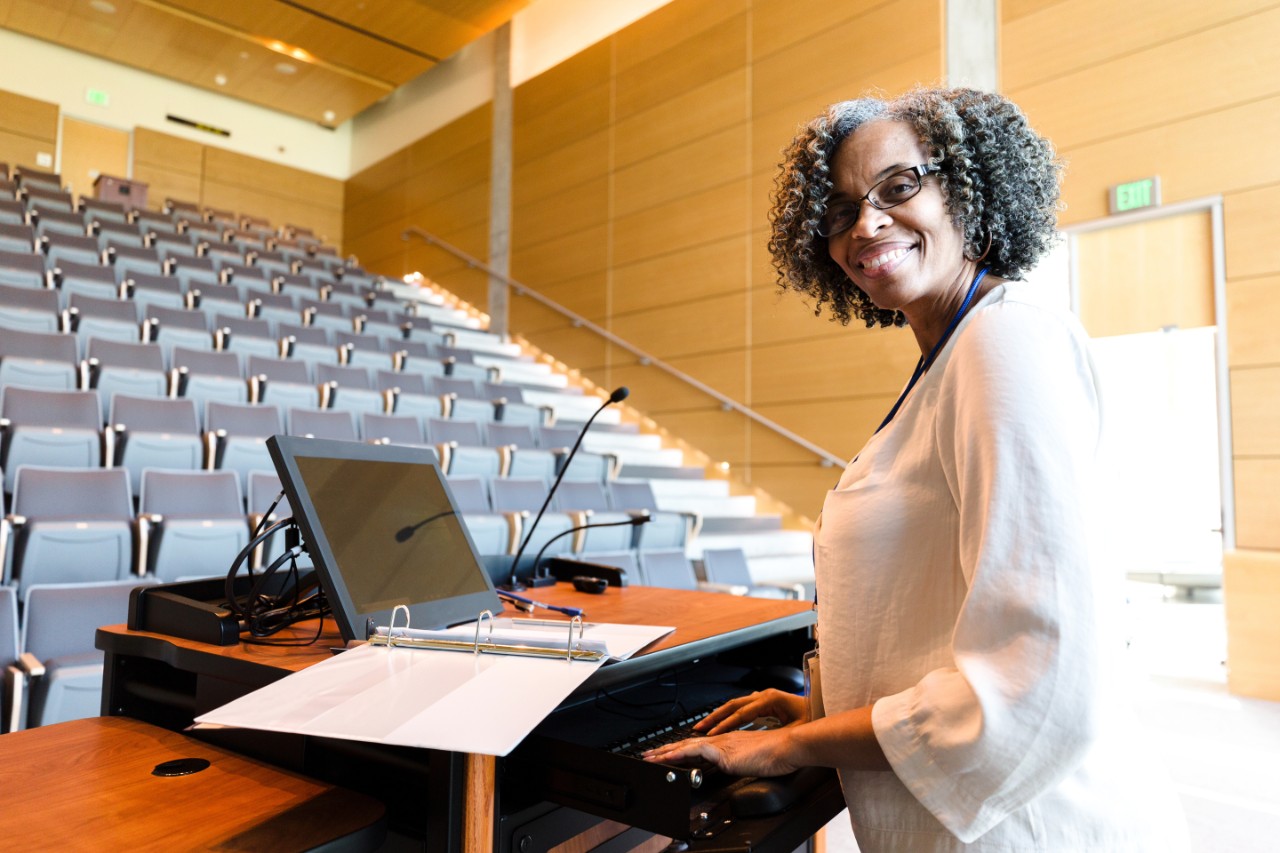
[{"xmin": 267, "ymin": 435, "xmax": 502, "ymax": 642}]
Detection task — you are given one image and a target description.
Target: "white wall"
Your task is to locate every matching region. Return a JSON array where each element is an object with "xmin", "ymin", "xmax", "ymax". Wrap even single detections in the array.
[{"xmin": 0, "ymin": 29, "xmax": 351, "ymax": 179}]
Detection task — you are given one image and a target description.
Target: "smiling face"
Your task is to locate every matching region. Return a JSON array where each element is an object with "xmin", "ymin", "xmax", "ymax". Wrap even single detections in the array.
[{"xmin": 825, "ymin": 120, "xmax": 978, "ymax": 339}]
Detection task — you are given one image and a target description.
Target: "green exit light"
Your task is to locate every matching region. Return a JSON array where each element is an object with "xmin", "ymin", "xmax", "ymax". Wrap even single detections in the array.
[
  {"xmin": 85, "ymin": 88, "xmax": 110, "ymax": 108},
  {"xmin": 1109, "ymin": 176, "xmax": 1161, "ymax": 214}
]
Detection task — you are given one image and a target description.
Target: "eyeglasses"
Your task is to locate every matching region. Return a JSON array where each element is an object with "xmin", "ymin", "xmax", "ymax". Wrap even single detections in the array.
[{"xmin": 816, "ymin": 164, "xmax": 938, "ymax": 238}]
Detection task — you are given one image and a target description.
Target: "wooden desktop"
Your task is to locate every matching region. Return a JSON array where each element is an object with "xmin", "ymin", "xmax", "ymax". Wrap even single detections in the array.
[{"xmin": 96, "ymin": 582, "xmax": 834, "ymax": 852}]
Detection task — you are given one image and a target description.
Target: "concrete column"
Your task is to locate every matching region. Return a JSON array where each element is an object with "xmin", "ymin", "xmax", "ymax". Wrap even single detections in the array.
[
  {"xmin": 488, "ymin": 22, "xmax": 513, "ymax": 335},
  {"xmin": 946, "ymin": 0, "xmax": 999, "ymax": 91}
]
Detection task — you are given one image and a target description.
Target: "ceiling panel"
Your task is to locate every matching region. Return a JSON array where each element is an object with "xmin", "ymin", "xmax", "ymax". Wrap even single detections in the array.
[{"xmin": 0, "ymin": 0, "xmax": 532, "ymax": 126}]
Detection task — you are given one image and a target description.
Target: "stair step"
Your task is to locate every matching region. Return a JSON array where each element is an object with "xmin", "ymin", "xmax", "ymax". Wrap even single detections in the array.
[
  {"xmin": 648, "ymin": 479, "xmax": 730, "ymax": 499},
  {"xmin": 699, "ymin": 516, "xmax": 784, "ymax": 534},
  {"xmin": 618, "ymin": 464, "xmax": 705, "ymax": 480},
  {"xmin": 660, "ymin": 495, "xmax": 757, "ymax": 517}
]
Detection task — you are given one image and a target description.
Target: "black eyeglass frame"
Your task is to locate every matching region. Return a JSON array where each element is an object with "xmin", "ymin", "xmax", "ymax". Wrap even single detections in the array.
[{"xmin": 817, "ymin": 164, "xmax": 940, "ymax": 238}]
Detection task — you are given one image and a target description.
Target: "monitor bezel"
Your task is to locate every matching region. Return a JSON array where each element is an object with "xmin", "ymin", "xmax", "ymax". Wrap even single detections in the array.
[{"xmin": 266, "ymin": 434, "xmax": 502, "ymax": 643}]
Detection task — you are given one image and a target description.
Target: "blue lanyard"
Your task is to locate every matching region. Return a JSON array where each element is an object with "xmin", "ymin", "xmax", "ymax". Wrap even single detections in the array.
[{"xmin": 872, "ymin": 266, "xmax": 989, "ymax": 436}]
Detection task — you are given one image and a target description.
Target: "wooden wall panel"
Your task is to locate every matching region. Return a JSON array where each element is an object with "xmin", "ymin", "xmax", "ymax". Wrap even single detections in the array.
[
  {"xmin": 613, "ymin": 236, "xmax": 750, "ymax": 312},
  {"xmin": 612, "ymin": 181, "xmax": 750, "ymax": 268},
  {"xmin": 0, "ymin": 90, "xmax": 57, "ymax": 173},
  {"xmin": 751, "ymin": 330, "xmax": 920, "ymax": 405},
  {"xmin": 1226, "ymin": 275, "xmax": 1280, "ymax": 367},
  {"xmin": 1230, "ymin": 367, "xmax": 1280, "ymax": 458},
  {"xmin": 613, "ymin": 70, "xmax": 748, "ymax": 169},
  {"xmin": 1235, "ymin": 460, "xmax": 1280, "ymax": 551},
  {"xmin": 1003, "ymin": 0, "xmax": 1274, "ymax": 90},
  {"xmin": 1224, "ymin": 185, "xmax": 1280, "ymax": 281},
  {"xmin": 612, "ymin": 0, "xmax": 747, "ymax": 73},
  {"xmin": 1224, "ymin": 549, "xmax": 1280, "ymax": 700},
  {"xmin": 1050, "ymin": 95, "xmax": 1280, "ymax": 226},
  {"xmin": 1074, "ymin": 211, "xmax": 1215, "ymax": 337},
  {"xmin": 610, "ymin": 293, "xmax": 748, "ymax": 360},
  {"xmin": 751, "ymin": 0, "xmax": 887, "ymax": 60},
  {"xmin": 1002, "ymin": 0, "xmax": 1280, "ymax": 698},
  {"xmin": 1012, "ymin": 7, "xmax": 1280, "ymax": 151},
  {"xmin": 59, "ymin": 118, "xmax": 129, "ymax": 200},
  {"xmin": 613, "ymin": 14, "xmax": 748, "ymax": 120}
]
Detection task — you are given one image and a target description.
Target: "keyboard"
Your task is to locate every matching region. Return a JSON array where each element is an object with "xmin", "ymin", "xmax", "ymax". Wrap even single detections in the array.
[{"xmin": 608, "ymin": 705, "xmax": 782, "ymax": 760}]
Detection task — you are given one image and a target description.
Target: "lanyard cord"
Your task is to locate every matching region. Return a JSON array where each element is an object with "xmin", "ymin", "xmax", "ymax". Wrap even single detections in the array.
[
  {"xmin": 814, "ymin": 266, "xmax": 991, "ymax": 609},
  {"xmin": 873, "ymin": 266, "xmax": 990, "ymax": 436}
]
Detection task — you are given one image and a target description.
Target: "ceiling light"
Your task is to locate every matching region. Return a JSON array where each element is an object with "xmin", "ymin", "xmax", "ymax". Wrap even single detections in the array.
[
  {"xmin": 274, "ymin": 62, "xmax": 297, "ymax": 75},
  {"xmin": 214, "ymin": 73, "xmax": 227, "ymax": 86},
  {"xmin": 89, "ymin": 0, "xmax": 117, "ymax": 13},
  {"xmin": 322, "ymin": 110, "xmax": 335, "ymax": 123}
]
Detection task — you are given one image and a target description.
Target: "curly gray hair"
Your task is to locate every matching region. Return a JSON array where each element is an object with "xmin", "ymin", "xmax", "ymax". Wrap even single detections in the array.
[{"xmin": 766, "ymin": 87, "xmax": 1062, "ymax": 327}]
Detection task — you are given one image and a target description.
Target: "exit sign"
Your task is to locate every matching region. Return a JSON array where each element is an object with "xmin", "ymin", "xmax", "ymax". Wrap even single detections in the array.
[
  {"xmin": 85, "ymin": 87, "xmax": 110, "ymax": 107},
  {"xmin": 1109, "ymin": 176, "xmax": 1161, "ymax": 214}
]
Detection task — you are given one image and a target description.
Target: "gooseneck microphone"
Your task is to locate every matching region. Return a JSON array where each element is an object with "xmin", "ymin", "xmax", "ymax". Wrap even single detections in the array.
[
  {"xmin": 503, "ymin": 386, "xmax": 630, "ymax": 591},
  {"xmin": 527, "ymin": 513, "xmax": 650, "ymax": 585}
]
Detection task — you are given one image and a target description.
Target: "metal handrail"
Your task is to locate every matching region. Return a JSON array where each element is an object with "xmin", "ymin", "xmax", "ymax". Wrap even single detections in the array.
[{"xmin": 401, "ymin": 227, "xmax": 846, "ymax": 467}]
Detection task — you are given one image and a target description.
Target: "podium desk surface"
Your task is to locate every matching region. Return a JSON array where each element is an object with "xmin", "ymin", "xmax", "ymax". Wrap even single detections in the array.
[
  {"xmin": 0, "ymin": 716, "xmax": 386, "ymax": 852},
  {"xmin": 97, "ymin": 583, "xmax": 815, "ymax": 687}
]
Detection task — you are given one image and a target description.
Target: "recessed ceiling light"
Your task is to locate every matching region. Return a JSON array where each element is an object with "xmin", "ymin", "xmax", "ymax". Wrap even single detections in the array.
[
  {"xmin": 274, "ymin": 62, "xmax": 297, "ymax": 75},
  {"xmin": 322, "ymin": 110, "xmax": 335, "ymax": 123},
  {"xmin": 89, "ymin": 0, "xmax": 117, "ymax": 13},
  {"xmin": 214, "ymin": 73, "xmax": 227, "ymax": 86}
]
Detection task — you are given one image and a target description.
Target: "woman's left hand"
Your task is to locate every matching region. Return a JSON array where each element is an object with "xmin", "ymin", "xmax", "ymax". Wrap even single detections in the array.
[{"xmin": 642, "ymin": 727, "xmax": 800, "ymax": 777}]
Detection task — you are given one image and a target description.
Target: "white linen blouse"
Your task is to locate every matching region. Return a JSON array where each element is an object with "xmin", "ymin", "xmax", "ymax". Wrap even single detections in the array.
[{"xmin": 814, "ymin": 281, "xmax": 1189, "ymax": 851}]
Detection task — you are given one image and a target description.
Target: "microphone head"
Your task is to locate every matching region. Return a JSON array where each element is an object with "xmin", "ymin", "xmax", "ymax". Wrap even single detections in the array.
[
  {"xmin": 609, "ymin": 386, "xmax": 630, "ymax": 404},
  {"xmin": 394, "ymin": 526, "xmax": 414, "ymax": 543}
]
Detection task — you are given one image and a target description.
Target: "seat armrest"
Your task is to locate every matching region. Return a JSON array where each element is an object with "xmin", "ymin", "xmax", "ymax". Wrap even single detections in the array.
[
  {"xmin": 17, "ymin": 651, "xmax": 44, "ymax": 679},
  {"xmin": 698, "ymin": 581, "xmax": 750, "ymax": 596},
  {"xmin": 4, "ymin": 662, "xmax": 28, "ymax": 733}
]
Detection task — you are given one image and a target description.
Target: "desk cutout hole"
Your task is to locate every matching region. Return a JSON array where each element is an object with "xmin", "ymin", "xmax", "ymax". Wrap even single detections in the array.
[{"xmin": 152, "ymin": 758, "xmax": 211, "ymax": 777}]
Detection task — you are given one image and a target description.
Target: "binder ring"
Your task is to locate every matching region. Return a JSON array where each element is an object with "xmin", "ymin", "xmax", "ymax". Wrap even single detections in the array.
[
  {"xmin": 474, "ymin": 610, "xmax": 494, "ymax": 654},
  {"xmin": 388, "ymin": 604, "xmax": 411, "ymax": 648}
]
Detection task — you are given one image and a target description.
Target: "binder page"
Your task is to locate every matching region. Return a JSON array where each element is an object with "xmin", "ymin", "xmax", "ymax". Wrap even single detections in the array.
[{"xmin": 192, "ymin": 622, "xmax": 668, "ymax": 756}]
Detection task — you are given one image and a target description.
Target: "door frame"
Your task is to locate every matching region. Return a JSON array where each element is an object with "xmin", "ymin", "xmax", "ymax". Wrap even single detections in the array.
[{"xmin": 1062, "ymin": 195, "xmax": 1234, "ymax": 551}]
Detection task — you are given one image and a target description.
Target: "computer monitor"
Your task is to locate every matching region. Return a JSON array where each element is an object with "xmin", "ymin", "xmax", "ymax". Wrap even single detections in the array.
[{"xmin": 267, "ymin": 435, "xmax": 502, "ymax": 642}]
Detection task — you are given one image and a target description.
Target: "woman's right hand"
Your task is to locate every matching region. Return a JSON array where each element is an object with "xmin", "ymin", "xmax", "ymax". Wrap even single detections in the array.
[{"xmin": 694, "ymin": 688, "xmax": 809, "ymax": 736}]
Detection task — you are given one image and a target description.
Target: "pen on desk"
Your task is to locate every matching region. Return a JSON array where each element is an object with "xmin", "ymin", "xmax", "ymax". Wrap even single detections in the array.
[
  {"xmin": 512, "ymin": 617, "xmax": 596, "ymax": 629},
  {"xmin": 496, "ymin": 590, "xmax": 584, "ymax": 619}
]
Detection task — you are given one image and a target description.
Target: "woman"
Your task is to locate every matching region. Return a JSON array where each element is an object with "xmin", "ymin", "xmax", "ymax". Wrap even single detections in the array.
[{"xmin": 645, "ymin": 88, "xmax": 1189, "ymax": 851}]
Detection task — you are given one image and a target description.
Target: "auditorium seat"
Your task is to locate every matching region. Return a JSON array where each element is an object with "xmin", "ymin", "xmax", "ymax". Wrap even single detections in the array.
[
  {"xmin": 448, "ymin": 394, "xmax": 497, "ymax": 423},
  {"xmin": 104, "ymin": 244, "xmax": 163, "ymax": 281},
  {"xmin": 32, "ymin": 209, "xmax": 89, "ymax": 241},
  {"xmin": 171, "ymin": 346, "xmax": 247, "ymax": 422},
  {"xmin": 0, "ymin": 283, "xmax": 61, "ymax": 333},
  {"xmin": 505, "ymin": 447, "xmax": 557, "ymax": 482},
  {"xmin": 609, "ymin": 479, "xmax": 694, "ymax": 552},
  {"xmin": 428, "ymin": 417, "xmax": 484, "ymax": 447},
  {"xmin": 0, "ymin": 331, "xmax": 80, "ymax": 393},
  {"xmin": 282, "ymin": 322, "xmax": 338, "ymax": 363},
  {"xmin": 0, "ymin": 199, "xmax": 27, "ymax": 227},
  {"xmin": 316, "ymin": 363, "xmax": 383, "ymax": 414},
  {"xmin": 6, "ymin": 467, "xmax": 135, "ymax": 594},
  {"xmin": 13, "ymin": 579, "xmax": 143, "ymax": 729},
  {"xmin": 0, "ymin": 584, "xmax": 17, "ymax": 732},
  {"xmin": 93, "ymin": 222, "xmax": 144, "ymax": 252},
  {"xmin": 53, "ymin": 260, "xmax": 119, "ymax": 305},
  {"xmin": 556, "ymin": 449, "xmax": 617, "ymax": 483},
  {"xmin": 139, "ymin": 469, "xmax": 249, "ymax": 582},
  {"xmin": 109, "ymin": 394, "xmax": 203, "ymax": 493},
  {"xmin": 360, "ymin": 412, "xmax": 427, "ymax": 447},
  {"xmin": 0, "ymin": 248, "xmax": 48, "ymax": 289},
  {"xmin": 85, "ymin": 338, "xmax": 168, "ymax": 422},
  {"xmin": 495, "ymin": 399, "xmax": 549, "ymax": 427},
  {"xmin": 441, "ymin": 443, "xmax": 502, "ymax": 484},
  {"xmin": 124, "ymin": 272, "xmax": 185, "ymax": 312},
  {"xmin": 216, "ymin": 315, "xmax": 281, "ymax": 359},
  {"xmin": 205, "ymin": 400, "xmax": 282, "ymax": 494},
  {"xmin": 248, "ymin": 354, "xmax": 316, "ymax": 406},
  {"xmin": 69, "ymin": 293, "xmax": 141, "ymax": 351},
  {"xmin": 487, "ymin": 422, "xmax": 537, "ymax": 449},
  {"xmin": 337, "ymin": 332, "xmax": 392, "ymax": 370},
  {"xmin": 287, "ymin": 407, "xmax": 358, "ymax": 441},
  {"xmin": 246, "ymin": 470, "xmax": 311, "ymax": 568},
  {"xmin": 146, "ymin": 304, "xmax": 214, "ymax": 357},
  {"xmin": 700, "ymin": 548, "xmax": 803, "ymax": 600},
  {"xmin": 165, "ymin": 255, "xmax": 219, "ymax": 293},
  {"xmin": 0, "ymin": 222, "xmax": 36, "ymax": 254},
  {"xmin": 376, "ymin": 370, "xmax": 442, "ymax": 422},
  {"xmin": 80, "ymin": 198, "xmax": 129, "ymax": 227},
  {"xmin": 637, "ymin": 549, "xmax": 699, "ymax": 590}
]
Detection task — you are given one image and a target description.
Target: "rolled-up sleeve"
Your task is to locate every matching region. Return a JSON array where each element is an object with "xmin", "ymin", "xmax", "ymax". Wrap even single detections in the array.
[{"xmin": 870, "ymin": 301, "xmax": 1104, "ymax": 842}]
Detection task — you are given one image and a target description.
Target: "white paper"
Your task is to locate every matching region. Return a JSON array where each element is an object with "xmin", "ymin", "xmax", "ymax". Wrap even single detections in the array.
[{"xmin": 194, "ymin": 622, "xmax": 673, "ymax": 756}]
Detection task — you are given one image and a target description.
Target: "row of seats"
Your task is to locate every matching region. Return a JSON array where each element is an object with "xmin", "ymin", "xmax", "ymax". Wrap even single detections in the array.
[
  {"xmin": 0, "ymin": 463, "xmax": 687, "ymax": 595},
  {"xmin": 0, "ymin": 386, "xmax": 571, "ymax": 496}
]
